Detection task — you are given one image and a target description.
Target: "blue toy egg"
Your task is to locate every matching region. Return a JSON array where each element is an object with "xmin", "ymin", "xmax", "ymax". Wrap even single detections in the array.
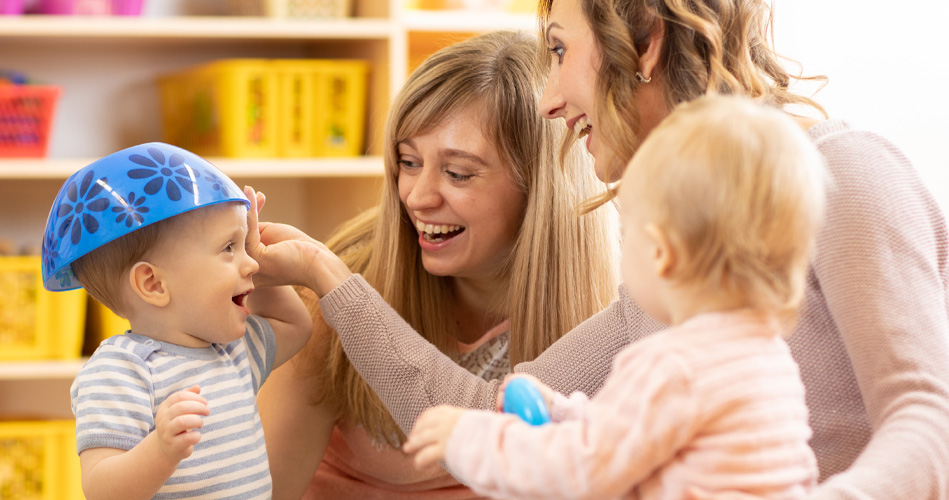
[
  {"xmin": 41, "ymin": 142, "xmax": 249, "ymax": 292},
  {"xmin": 502, "ymin": 377, "xmax": 551, "ymax": 426}
]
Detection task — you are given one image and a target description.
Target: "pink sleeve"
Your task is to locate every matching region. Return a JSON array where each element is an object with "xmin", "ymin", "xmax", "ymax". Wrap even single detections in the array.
[
  {"xmin": 549, "ymin": 391, "xmax": 591, "ymax": 422},
  {"xmin": 807, "ymin": 131, "xmax": 949, "ymax": 499},
  {"xmin": 444, "ymin": 349, "xmax": 698, "ymax": 500}
]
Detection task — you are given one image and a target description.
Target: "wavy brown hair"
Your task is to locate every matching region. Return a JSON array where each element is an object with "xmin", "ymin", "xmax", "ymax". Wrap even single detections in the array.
[{"xmin": 538, "ymin": 0, "xmax": 828, "ymax": 208}]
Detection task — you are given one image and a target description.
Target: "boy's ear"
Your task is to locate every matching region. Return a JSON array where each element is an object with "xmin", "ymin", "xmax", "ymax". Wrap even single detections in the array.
[
  {"xmin": 129, "ymin": 261, "xmax": 170, "ymax": 307},
  {"xmin": 644, "ymin": 223, "xmax": 677, "ymax": 279}
]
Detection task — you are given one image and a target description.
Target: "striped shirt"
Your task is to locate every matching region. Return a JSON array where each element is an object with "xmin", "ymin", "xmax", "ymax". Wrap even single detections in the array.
[{"xmin": 71, "ymin": 315, "xmax": 276, "ymax": 500}]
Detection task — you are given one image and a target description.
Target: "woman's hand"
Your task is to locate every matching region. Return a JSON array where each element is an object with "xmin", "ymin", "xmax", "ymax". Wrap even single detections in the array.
[
  {"xmin": 402, "ymin": 405, "xmax": 467, "ymax": 470},
  {"xmin": 244, "ymin": 186, "xmax": 352, "ymax": 296}
]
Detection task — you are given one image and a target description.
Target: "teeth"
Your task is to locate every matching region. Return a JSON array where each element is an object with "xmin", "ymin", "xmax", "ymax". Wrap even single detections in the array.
[
  {"xmin": 573, "ymin": 116, "xmax": 590, "ymax": 136},
  {"xmin": 415, "ymin": 220, "xmax": 462, "ymax": 235}
]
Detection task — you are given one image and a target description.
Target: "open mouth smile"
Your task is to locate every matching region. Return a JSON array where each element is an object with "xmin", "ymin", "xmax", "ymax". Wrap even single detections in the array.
[
  {"xmin": 415, "ymin": 220, "xmax": 465, "ymax": 243},
  {"xmin": 574, "ymin": 116, "xmax": 592, "ymax": 139},
  {"xmin": 232, "ymin": 291, "xmax": 251, "ymax": 308}
]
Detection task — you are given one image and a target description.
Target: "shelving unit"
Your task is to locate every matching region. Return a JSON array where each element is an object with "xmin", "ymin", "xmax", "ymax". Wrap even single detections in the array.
[{"xmin": 0, "ymin": 2, "xmax": 536, "ymax": 418}]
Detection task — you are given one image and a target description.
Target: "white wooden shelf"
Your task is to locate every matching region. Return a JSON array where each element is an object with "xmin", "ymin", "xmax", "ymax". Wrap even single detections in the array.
[
  {"xmin": 0, "ymin": 157, "xmax": 384, "ymax": 179},
  {"xmin": 0, "ymin": 359, "xmax": 87, "ymax": 380},
  {"xmin": 0, "ymin": 11, "xmax": 536, "ymax": 39},
  {"xmin": 0, "ymin": 16, "xmax": 395, "ymax": 40}
]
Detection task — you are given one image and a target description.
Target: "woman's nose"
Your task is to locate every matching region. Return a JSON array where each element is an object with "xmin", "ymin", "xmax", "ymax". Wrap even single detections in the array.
[
  {"xmin": 405, "ymin": 168, "xmax": 443, "ymax": 210},
  {"xmin": 540, "ymin": 68, "xmax": 566, "ymax": 120}
]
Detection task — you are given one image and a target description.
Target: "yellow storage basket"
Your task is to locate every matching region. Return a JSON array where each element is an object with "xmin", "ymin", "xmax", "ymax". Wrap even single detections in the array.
[
  {"xmin": 0, "ymin": 256, "xmax": 86, "ymax": 361},
  {"xmin": 158, "ymin": 59, "xmax": 280, "ymax": 158},
  {"xmin": 311, "ymin": 60, "xmax": 369, "ymax": 157},
  {"xmin": 86, "ymin": 298, "xmax": 130, "ymax": 349},
  {"xmin": 159, "ymin": 58, "xmax": 369, "ymax": 158},
  {"xmin": 0, "ymin": 420, "xmax": 83, "ymax": 500}
]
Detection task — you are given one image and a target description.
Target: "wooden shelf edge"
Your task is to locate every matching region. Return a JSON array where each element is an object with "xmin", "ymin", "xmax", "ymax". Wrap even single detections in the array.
[
  {"xmin": 0, "ymin": 16, "xmax": 396, "ymax": 40},
  {"xmin": 0, "ymin": 156, "xmax": 385, "ymax": 179},
  {"xmin": 0, "ymin": 359, "xmax": 88, "ymax": 380}
]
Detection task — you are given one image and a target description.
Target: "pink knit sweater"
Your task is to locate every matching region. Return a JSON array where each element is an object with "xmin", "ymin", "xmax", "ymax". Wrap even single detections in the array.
[
  {"xmin": 301, "ymin": 322, "xmax": 510, "ymax": 499},
  {"xmin": 319, "ymin": 120, "xmax": 949, "ymax": 499},
  {"xmin": 446, "ymin": 311, "xmax": 817, "ymax": 500}
]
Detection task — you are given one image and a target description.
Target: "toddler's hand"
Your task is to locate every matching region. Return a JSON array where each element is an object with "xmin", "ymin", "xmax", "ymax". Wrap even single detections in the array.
[
  {"xmin": 496, "ymin": 374, "xmax": 554, "ymax": 413},
  {"xmin": 153, "ymin": 385, "xmax": 209, "ymax": 464},
  {"xmin": 402, "ymin": 405, "xmax": 466, "ymax": 470}
]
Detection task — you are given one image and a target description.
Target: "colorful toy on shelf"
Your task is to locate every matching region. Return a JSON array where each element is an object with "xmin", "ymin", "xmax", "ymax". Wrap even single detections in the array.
[
  {"xmin": 41, "ymin": 142, "xmax": 248, "ymax": 292},
  {"xmin": 502, "ymin": 377, "xmax": 552, "ymax": 426}
]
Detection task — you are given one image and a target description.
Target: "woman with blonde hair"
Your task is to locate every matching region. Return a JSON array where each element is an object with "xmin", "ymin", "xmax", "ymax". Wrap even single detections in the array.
[
  {"xmin": 259, "ymin": 0, "xmax": 949, "ymax": 497},
  {"xmin": 257, "ymin": 29, "xmax": 618, "ymax": 499}
]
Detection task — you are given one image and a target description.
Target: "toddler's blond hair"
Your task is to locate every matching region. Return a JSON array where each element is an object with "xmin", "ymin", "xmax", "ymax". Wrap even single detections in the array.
[{"xmin": 623, "ymin": 95, "xmax": 828, "ymax": 318}]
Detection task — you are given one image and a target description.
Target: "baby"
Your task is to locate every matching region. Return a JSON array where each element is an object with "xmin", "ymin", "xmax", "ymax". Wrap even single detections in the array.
[
  {"xmin": 42, "ymin": 142, "xmax": 312, "ymax": 500},
  {"xmin": 403, "ymin": 95, "xmax": 827, "ymax": 499}
]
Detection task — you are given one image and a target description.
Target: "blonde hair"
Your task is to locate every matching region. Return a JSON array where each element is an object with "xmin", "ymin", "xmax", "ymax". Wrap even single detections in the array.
[
  {"xmin": 537, "ymin": 0, "xmax": 828, "ymax": 207},
  {"xmin": 622, "ymin": 95, "xmax": 826, "ymax": 318},
  {"xmin": 304, "ymin": 30, "xmax": 619, "ymax": 446}
]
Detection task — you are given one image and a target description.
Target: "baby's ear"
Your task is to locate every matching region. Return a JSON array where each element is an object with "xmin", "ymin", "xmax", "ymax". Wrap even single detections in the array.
[
  {"xmin": 645, "ymin": 223, "xmax": 678, "ymax": 279},
  {"xmin": 129, "ymin": 261, "xmax": 170, "ymax": 307}
]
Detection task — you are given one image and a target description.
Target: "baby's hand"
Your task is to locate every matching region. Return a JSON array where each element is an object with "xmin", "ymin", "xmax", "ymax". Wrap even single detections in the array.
[
  {"xmin": 402, "ymin": 405, "xmax": 466, "ymax": 470},
  {"xmin": 153, "ymin": 385, "xmax": 209, "ymax": 464},
  {"xmin": 495, "ymin": 374, "xmax": 554, "ymax": 413}
]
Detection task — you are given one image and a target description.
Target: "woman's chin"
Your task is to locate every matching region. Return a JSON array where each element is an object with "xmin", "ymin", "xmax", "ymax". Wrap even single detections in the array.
[{"xmin": 593, "ymin": 154, "xmax": 624, "ymax": 183}]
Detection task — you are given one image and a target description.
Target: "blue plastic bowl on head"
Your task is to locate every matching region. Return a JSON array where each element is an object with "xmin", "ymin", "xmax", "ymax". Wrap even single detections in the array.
[{"xmin": 41, "ymin": 142, "xmax": 249, "ymax": 292}]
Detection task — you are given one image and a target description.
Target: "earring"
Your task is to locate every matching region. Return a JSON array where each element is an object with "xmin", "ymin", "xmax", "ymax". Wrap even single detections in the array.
[{"xmin": 636, "ymin": 71, "xmax": 652, "ymax": 84}]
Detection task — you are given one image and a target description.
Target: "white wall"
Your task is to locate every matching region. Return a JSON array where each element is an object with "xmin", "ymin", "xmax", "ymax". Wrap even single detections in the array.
[{"xmin": 773, "ymin": 0, "xmax": 949, "ymax": 213}]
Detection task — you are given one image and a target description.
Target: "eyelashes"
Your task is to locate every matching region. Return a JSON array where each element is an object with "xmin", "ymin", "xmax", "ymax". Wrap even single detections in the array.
[{"xmin": 548, "ymin": 44, "xmax": 564, "ymax": 64}]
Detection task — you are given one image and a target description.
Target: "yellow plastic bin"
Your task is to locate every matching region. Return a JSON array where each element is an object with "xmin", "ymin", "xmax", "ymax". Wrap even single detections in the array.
[
  {"xmin": 159, "ymin": 58, "xmax": 368, "ymax": 158},
  {"xmin": 273, "ymin": 60, "xmax": 318, "ymax": 158},
  {"xmin": 311, "ymin": 60, "xmax": 369, "ymax": 157},
  {"xmin": 227, "ymin": 0, "xmax": 353, "ymax": 18},
  {"xmin": 158, "ymin": 59, "xmax": 280, "ymax": 158},
  {"xmin": 0, "ymin": 420, "xmax": 84, "ymax": 500},
  {"xmin": 0, "ymin": 256, "xmax": 86, "ymax": 361},
  {"xmin": 86, "ymin": 297, "xmax": 130, "ymax": 349}
]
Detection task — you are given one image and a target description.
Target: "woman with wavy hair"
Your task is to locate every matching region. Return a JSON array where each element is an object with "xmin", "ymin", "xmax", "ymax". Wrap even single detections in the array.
[
  {"xmin": 257, "ymin": 30, "xmax": 618, "ymax": 499},
  {"xmin": 259, "ymin": 0, "xmax": 949, "ymax": 498}
]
